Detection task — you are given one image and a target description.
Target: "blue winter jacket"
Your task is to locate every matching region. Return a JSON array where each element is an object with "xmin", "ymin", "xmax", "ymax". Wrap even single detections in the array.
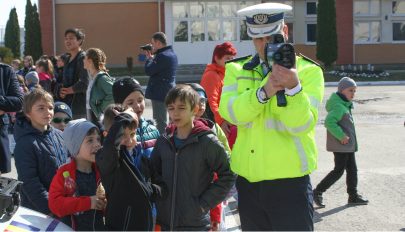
[
  {"xmin": 145, "ymin": 46, "xmax": 178, "ymax": 101},
  {"xmin": 13, "ymin": 113, "xmax": 69, "ymax": 214}
]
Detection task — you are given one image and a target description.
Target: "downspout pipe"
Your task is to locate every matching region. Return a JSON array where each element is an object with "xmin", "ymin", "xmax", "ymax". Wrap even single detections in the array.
[{"xmin": 158, "ymin": 0, "xmax": 161, "ymax": 32}]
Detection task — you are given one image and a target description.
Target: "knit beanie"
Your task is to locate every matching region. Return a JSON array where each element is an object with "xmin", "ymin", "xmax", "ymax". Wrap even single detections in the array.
[
  {"xmin": 54, "ymin": 101, "xmax": 73, "ymax": 119},
  {"xmin": 338, "ymin": 77, "xmax": 357, "ymax": 93},
  {"xmin": 25, "ymin": 71, "xmax": 39, "ymax": 84},
  {"xmin": 62, "ymin": 119, "xmax": 97, "ymax": 157},
  {"xmin": 112, "ymin": 77, "xmax": 143, "ymax": 104}
]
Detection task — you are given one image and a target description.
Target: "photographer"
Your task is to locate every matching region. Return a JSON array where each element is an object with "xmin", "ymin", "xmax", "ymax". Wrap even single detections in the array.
[{"xmin": 218, "ymin": 3, "xmax": 324, "ymax": 231}]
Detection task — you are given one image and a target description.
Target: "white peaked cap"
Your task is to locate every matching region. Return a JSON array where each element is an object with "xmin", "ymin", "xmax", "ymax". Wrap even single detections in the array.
[{"xmin": 237, "ymin": 3, "xmax": 292, "ymax": 38}]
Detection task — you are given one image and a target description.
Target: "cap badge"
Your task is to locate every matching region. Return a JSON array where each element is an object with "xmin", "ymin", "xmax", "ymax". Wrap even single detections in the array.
[{"xmin": 253, "ymin": 14, "xmax": 269, "ymax": 24}]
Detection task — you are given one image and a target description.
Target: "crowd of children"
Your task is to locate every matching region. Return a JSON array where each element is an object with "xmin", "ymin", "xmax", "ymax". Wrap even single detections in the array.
[{"xmin": 5, "ymin": 33, "xmax": 369, "ymax": 231}]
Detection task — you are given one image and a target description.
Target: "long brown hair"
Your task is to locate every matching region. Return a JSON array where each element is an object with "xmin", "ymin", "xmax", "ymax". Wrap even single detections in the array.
[{"xmin": 85, "ymin": 48, "xmax": 108, "ymax": 72}]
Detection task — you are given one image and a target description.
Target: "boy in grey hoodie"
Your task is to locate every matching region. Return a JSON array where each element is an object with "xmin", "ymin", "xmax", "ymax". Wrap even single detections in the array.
[{"xmin": 313, "ymin": 77, "xmax": 368, "ymax": 208}]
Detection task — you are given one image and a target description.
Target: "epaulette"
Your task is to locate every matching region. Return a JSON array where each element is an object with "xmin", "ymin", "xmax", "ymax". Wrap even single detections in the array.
[
  {"xmin": 298, "ymin": 53, "xmax": 324, "ymax": 70},
  {"xmin": 225, "ymin": 55, "xmax": 252, "ymax": 64}
]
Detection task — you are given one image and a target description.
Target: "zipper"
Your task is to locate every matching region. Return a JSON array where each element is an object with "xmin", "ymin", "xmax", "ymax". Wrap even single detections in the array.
[
  {"xmin": 169, "ymin": 151, "xmax": 179, "ymax": 231},
  {"xmin": 123, "ymin": 206, "xmax": 132, "ymax": 230}
]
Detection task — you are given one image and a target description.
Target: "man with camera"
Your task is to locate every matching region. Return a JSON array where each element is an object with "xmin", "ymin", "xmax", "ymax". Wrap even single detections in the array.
[
  {"xmin": 219, "ymin": 3, "xmax": 324, "ymax": 231},
  {"xmin": 144, "ymin": 32, "xmax": 178, "ymax": 134},
  {"xmin": 0, "ymin": 63, "xmax": 23, "ymax": 175}
]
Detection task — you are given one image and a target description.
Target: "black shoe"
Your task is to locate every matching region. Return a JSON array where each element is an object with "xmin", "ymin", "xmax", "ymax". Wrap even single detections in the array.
[
  {"xmin": 348, "ymin": 194, "xmax": 369, "ymax": 205},
  {"xmin": 313, "ymin": 189, "xmax": 325, "ymax": 208}
]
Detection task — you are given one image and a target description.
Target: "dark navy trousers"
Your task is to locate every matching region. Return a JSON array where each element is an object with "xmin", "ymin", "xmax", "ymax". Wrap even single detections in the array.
[
  {"xmin": 236, "ymin": 175, "xmax": 314, "ymax": 231},
  {"xmin": 0, "ymin": 124, "xmax": 11, "ymax": 173}
]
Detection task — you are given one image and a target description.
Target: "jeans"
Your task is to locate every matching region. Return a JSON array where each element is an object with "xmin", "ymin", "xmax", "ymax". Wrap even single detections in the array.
[{"xmin": 315, "ymin": 152, "xmax": 358, "ymax": 195}]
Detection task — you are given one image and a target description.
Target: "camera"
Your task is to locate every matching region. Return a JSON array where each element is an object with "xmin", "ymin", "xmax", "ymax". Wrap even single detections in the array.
[
  {"xmin": 140, "ymin": 44, "xmax": 153, "ymax": 51},
  {"xmin": 264, "ymin": 34, "xmax": 296, "ymax": 107},
  {"xmin": 0, "ymin": 177, "xmax": 22, "ymax": 217}
]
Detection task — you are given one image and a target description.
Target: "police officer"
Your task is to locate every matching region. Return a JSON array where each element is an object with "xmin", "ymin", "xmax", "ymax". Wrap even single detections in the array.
[
  {"xmin": 219, "ymin": 3, "xmax": 324, "ymax": 231},
  {"xmin": 0, "ymin": 63, "xmax": 23, "ymax": 174}
]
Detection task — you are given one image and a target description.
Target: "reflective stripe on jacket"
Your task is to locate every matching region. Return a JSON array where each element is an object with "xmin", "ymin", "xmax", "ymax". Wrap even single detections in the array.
[{"xmin": 219, "ymin": 55, "xmax": 324, "ymax": 182}]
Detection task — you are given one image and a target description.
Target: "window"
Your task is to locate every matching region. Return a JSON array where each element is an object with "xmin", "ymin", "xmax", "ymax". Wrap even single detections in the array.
[
  {"xmin": 354, "ymin": 21, "xmax": 380, "ymax": 42},
  {"xmin": 191, "ymin": 20, "xmax": 205, "ymax": 42},
  {"xmin": 392, "ymin": 0, "xmax": 405, "ymax": 14},
  {"xmin": 393, "ymin": 22, "xmax": 405, "ymax": 40},
  {"xmin": 174, "ymin": 21, "xmax": 188, "ymax": 42},
  {"xmin": 172, "ymin": 1, "xmax": 260, "ymax": 42},
  {"xmin": 307, "ymin": 1, "xmax": 317, "ymax": 15},
  {"xmin": 354, "ymin": 0, "xmax": 380, "ymax": 15},
  {"xmin": 262, "ymin": 0, "xmax": 294, "ymax": 17},
  {"xmin": 307, "ymin": 23, "xmax": 317, "ymax": 42}
]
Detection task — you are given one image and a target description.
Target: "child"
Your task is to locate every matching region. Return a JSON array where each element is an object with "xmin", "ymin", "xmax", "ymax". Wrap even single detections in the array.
[
  {"xmin": 36, "ymin": 58, "xmax": 54, "ymax": 92},
  {"xmin": 49, "ymin": 119, "xmax": 106, "ymax": 231},
  {"xmin": 187, "ymin": 83, "xmax": 231, "ymax": 231},
  {"xmin": 51, "ymin": 102, "xmax": 73, "ymax": 131},
  {"xmin": 25, "ymin": 71, "xmax": 41, "ymax": 91},
  {"xmin": 96, "ymin": 105, "xmax": 165, "ymax": 231},
  {"xmin": 112, "ymin": 77, "xmax": 159, "ymax": 160},
  {"xmin": 11, "ymin": 59, "xmax": 21, "ymax": 72},
  {"xmin": 313, "ymin": 77, "xmax": 368, "ymax": 208},
  {"xmin": 150, "ymin": 84, "xmax": 236, "ymax": 231},
  {"xmin": 13, "ymin": 88, "xmax": 69, "ymax": 215}
]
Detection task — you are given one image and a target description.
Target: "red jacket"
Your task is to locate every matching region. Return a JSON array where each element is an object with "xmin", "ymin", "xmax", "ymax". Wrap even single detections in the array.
[
  {"xmin": 48, "ymin": 159, "xmax": 101, "ymax": 219},
  {"xmin": 200, "ymin": 63, "xmax": 225, "ymax": 126}
]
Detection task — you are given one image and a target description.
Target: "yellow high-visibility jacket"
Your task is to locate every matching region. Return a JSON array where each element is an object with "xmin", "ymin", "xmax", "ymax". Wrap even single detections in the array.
[{"xmin": 219, "ymin": 54, "xmax": 324, "ymax": 182}]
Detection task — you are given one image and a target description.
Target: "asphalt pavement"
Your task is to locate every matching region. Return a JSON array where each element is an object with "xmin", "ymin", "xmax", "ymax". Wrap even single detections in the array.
[{"xmin": 3, "ymin": 85, "xmax": 405, "ymax": 231}]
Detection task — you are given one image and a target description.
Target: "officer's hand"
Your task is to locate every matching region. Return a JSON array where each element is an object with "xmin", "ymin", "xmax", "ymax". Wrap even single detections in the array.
[
  {"xmin": 270, "ymin": 64, "xmax": 299, "ymax": 89},
  {"xmin": 264, "ymin": 75, "xmax": 284, "ymax": 98}
]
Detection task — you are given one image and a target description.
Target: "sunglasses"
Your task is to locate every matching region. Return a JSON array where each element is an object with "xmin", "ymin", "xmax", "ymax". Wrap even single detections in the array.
[{"xmin": 52, "ymin": 117, "xmax": 71, "ymax": 124}]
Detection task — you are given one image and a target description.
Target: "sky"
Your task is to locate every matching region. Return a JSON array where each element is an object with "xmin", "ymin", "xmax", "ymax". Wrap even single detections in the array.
[{"xmin": 0, "ymin": 0, "xmax": 38, "ymax": 27}]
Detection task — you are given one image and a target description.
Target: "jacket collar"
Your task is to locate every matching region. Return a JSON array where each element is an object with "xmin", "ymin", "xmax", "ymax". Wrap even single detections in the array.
[
  {"xmin": 243, "ymin": 54, "xmax": 261, "ymax": 70},
  {"xmin": 156, "ymin": 45, "xmax": 173, "ymax": 54}
]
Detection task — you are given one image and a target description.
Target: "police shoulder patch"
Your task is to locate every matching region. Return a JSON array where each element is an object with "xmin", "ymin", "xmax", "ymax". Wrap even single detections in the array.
[
  {"xmin": 298, "ymin": 53, "xmax": 323, "ymax": 69},
  {"xmin": 226, "ymin": 55, "xmax": 252, "ymax": 64}
]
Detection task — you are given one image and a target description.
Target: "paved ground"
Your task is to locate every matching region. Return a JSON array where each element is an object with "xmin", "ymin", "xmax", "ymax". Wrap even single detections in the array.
[{"xmin": 3, "ymin": 85, "xmax": 405, "ymax": 231}]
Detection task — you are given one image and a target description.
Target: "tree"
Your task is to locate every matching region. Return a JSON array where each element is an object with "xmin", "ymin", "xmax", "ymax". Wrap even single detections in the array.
[
  {"xmin": 0, "ymin": 47, "xmax": 14, "ymax": 64},
  {"xmin": 31, "ymin": 4, "xmax": 43, "ymax": 61},
  {"xmin": 316, "ymin": 0, "xmax": 337, "ymax": 69},
  {"xmin": 4, "ymin": 8, "xmax": 21, "ymax": 58},
  {"xmin": 24, "ymin": 0, "xmax": 34, "ymax": 57}
]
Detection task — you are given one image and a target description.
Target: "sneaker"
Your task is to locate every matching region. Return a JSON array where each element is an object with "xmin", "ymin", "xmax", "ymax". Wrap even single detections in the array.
[
  {"xmin": 313, "ymin": 189, "xmax": 325, "ymax": 208},
  {"xmin": 348, "ymin": 194, "xmax": 369, "ymax": 205}
]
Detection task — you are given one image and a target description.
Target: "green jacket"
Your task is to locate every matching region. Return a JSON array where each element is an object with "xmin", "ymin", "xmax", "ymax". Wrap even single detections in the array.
[
  {"xmin": 219, "ymin": 54, "xmax": 324, "ymax": 182},
  {"xmin": 325, "ymin": 92, "xmax": 358, "ymax": 152},
  {"xmin": 90, "ymin": 72, "xmax": 114, "ymax": 118}
]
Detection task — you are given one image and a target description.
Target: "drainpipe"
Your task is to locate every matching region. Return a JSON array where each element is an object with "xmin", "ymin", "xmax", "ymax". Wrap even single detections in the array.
[
  {"xmin": 52, "ymin": 0, "xmax": 56, "ymax": 55},
  {"xmin": 158, "ymin": 0, "xmax": 161, "ymax": 32}
]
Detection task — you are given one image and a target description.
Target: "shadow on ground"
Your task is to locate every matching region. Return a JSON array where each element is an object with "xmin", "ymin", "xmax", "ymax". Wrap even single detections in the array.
[{"xmin": 314, "ymin": 205, "xmax": 350, "ymax": 223}]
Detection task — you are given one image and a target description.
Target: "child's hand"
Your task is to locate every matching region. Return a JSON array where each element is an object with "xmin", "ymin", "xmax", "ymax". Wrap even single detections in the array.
[
  {"xmin": 210, "ymin": 221, "xmax": 220, "ymax": 231},
  {"xmin": 340, "ymin": 136, "xmax": 350, "ymax": 145},
  {"xmin": 90, "ymin": 195, "xmax": 107, "ymax": 210}
]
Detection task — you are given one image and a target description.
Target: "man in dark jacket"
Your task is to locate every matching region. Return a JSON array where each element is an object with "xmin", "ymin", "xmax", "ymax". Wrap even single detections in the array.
[
  {"xmin": 59, "ymin": 28, "xmax": 89, "ymax": 119},
  {"xmin": 144, "ymin": 32, "xmax": 178, "ymax": 134},
  {"xmin": 0, "ymin": 63, "xmax": 23, "ymax": 174}
]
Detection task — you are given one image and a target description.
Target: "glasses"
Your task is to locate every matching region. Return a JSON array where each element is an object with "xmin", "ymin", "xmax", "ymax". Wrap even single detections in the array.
[
  {"xmin": 199, "ymin": 98, "xmax": 207, "ymax": 104},
  {"xmin": 52, "ymin": 117, "xmax": 71, "ymax": 124}
]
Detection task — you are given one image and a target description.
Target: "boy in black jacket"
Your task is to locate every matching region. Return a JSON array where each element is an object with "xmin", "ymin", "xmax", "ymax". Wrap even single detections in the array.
[
  {"xmin": 96, "ymin": 105, "xmax": 165, "ymax": 231},
  {"xmin": 151, "ymin": 84, "xmax": 236, "ymax": 231}
]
